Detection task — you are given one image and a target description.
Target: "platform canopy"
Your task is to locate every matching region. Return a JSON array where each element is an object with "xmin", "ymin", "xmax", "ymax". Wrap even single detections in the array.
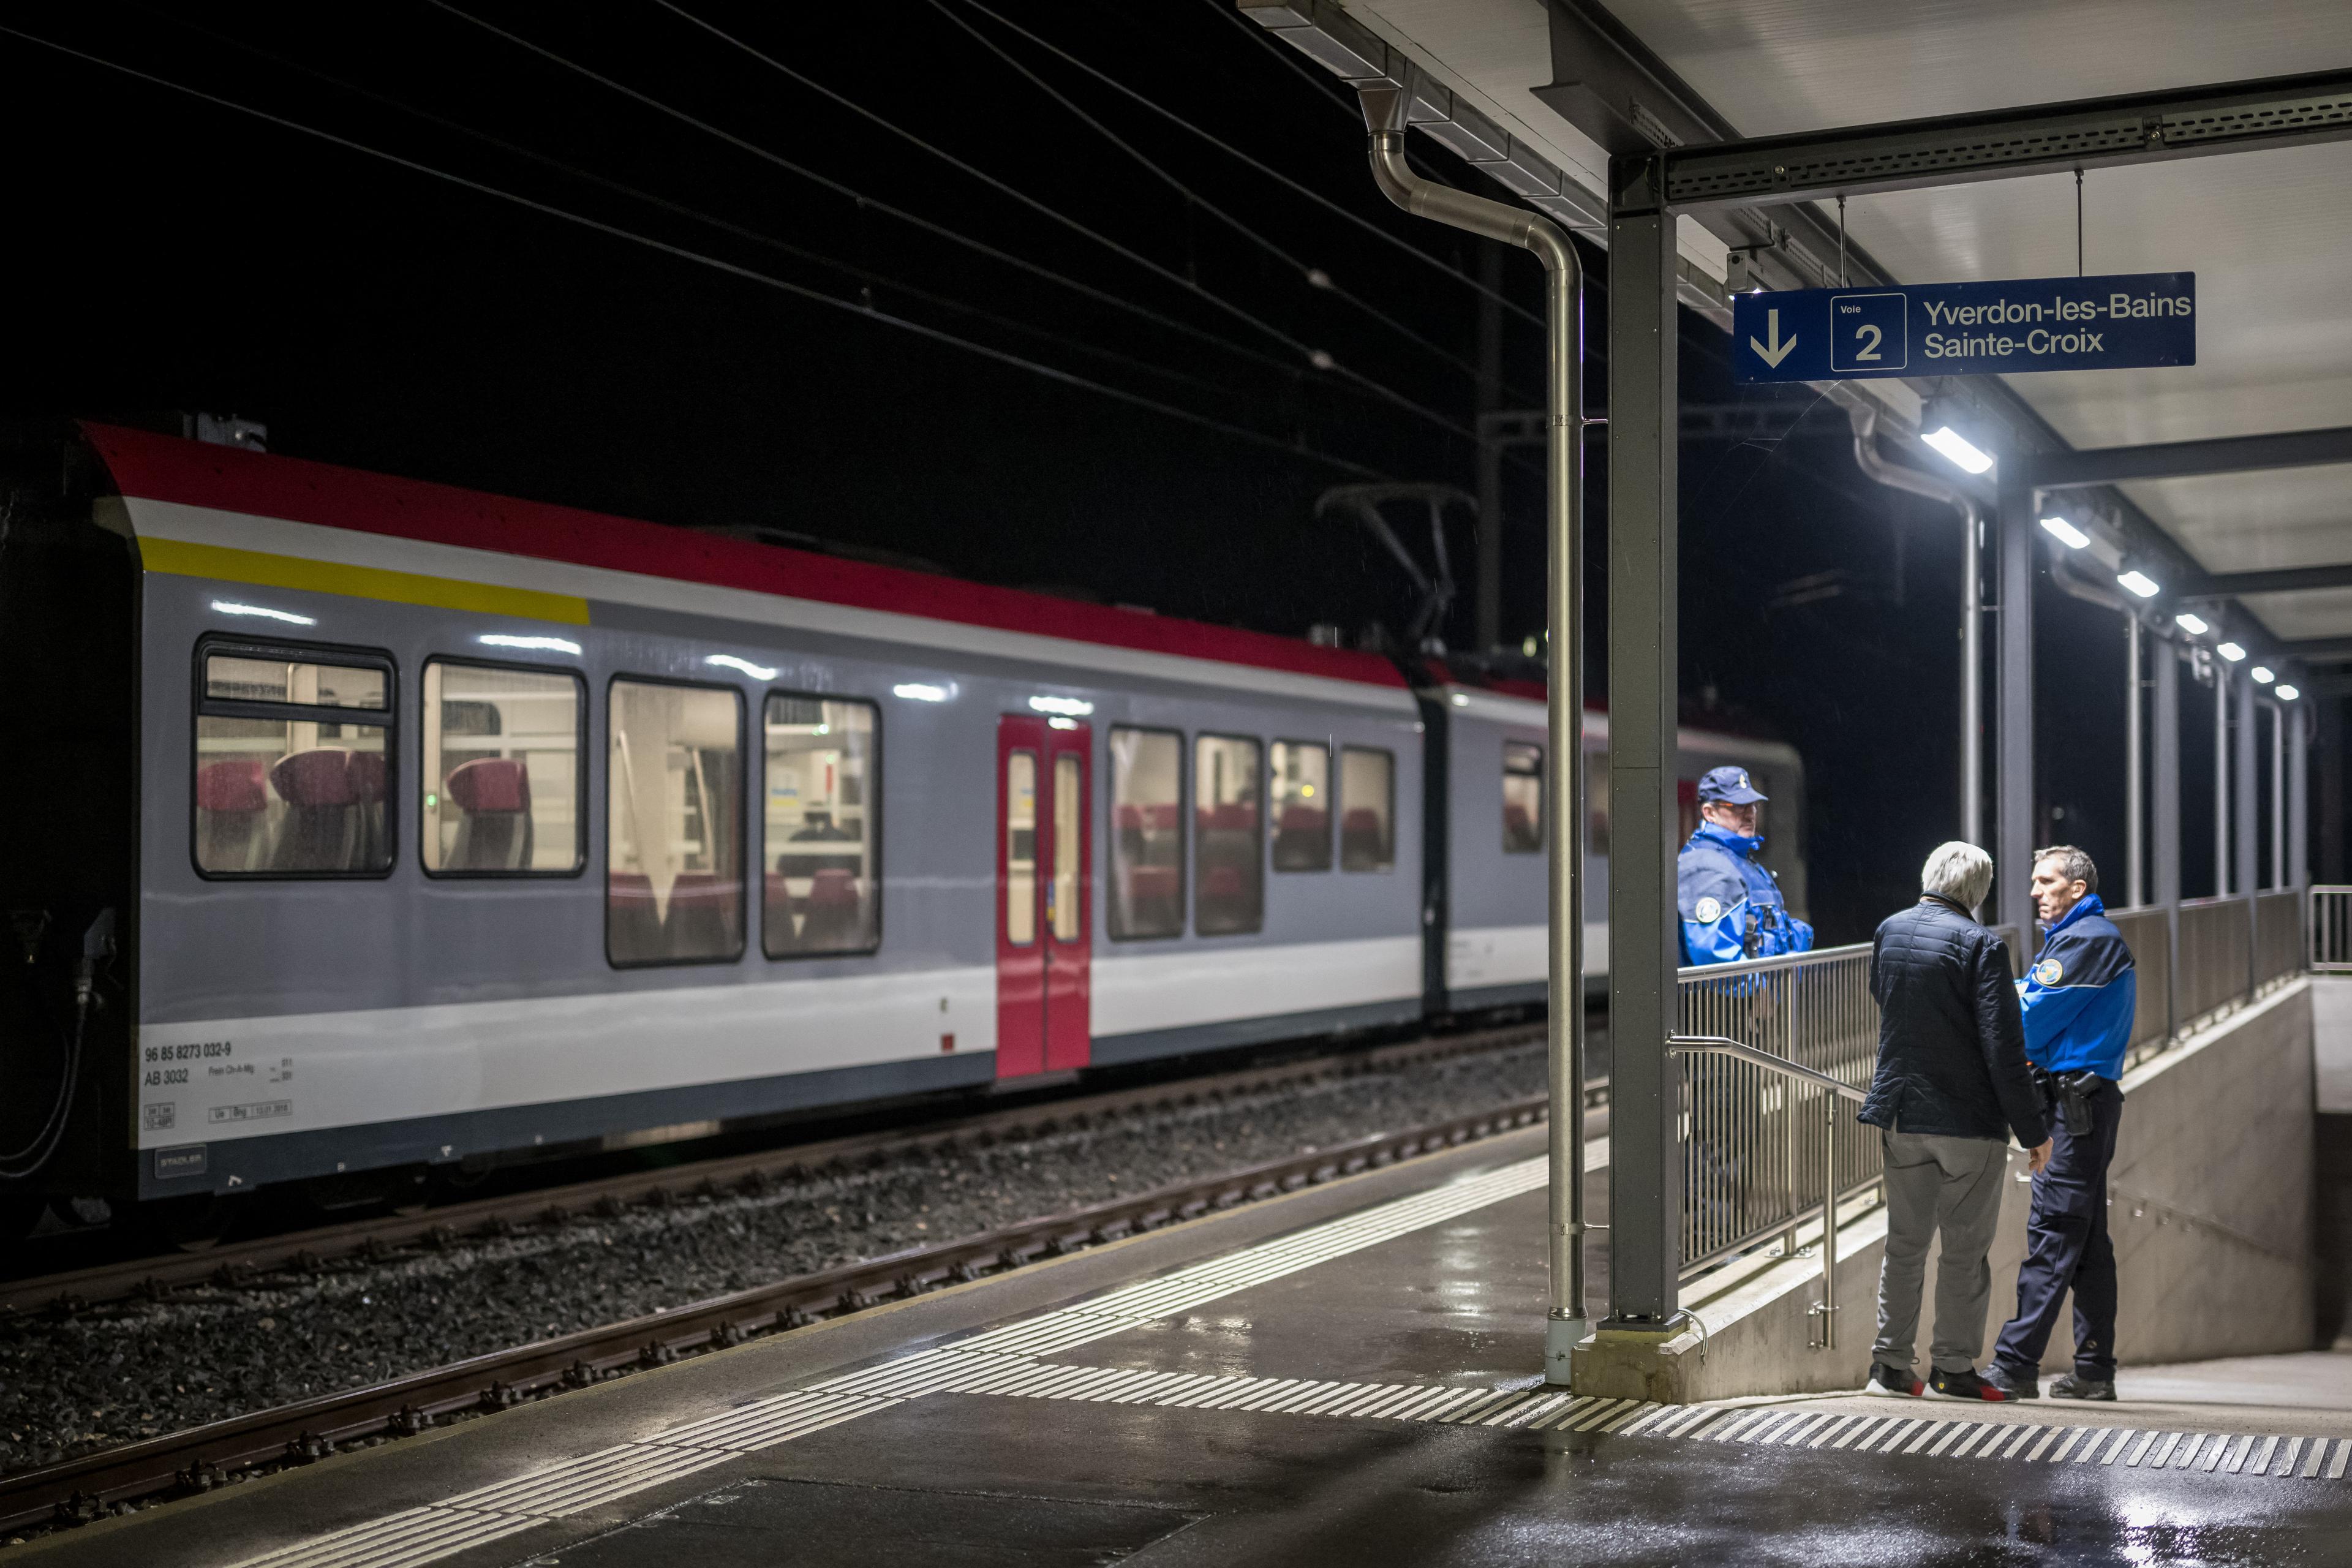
[{"xmin": 1248, "ymin": 0, "xmax": 2352, "ymax": 666}]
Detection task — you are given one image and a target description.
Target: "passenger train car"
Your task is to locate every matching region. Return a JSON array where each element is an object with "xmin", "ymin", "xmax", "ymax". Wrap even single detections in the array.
[{"xmin": 0, "ymin": 423, "xmax": 1803, "ymax": 1221}]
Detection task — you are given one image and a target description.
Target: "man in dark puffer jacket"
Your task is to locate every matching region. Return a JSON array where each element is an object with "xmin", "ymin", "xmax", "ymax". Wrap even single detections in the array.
[{"xmin": 1858, "ymin": 842, "xmax": 2053, "ymax": 1403}]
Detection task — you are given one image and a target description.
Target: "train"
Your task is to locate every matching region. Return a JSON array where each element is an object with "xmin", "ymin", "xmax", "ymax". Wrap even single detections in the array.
[{"xmin": 0, "ymin": 421, "xmax": 1804, "ymax": 1236}]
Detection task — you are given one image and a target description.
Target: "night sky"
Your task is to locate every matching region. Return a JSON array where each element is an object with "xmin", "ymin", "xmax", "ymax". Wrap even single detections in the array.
[{"xmin": 3, "ymin": 2, "xmax": 2180, "ymax": 944}]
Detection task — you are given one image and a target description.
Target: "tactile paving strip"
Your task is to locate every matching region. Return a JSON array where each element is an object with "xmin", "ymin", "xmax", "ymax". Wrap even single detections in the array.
[{"xmin": 221, "ymin": 1147, "xmax": 2346, "ymax": 1568}]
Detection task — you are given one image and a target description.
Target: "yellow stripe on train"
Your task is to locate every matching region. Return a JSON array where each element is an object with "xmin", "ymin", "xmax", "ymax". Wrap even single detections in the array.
[{"xmin": 137, "ymin": 537, "xmax": 590, "ymax": 626}]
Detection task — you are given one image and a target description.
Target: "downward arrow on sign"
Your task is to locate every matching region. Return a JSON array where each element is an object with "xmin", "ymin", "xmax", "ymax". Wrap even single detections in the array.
[{"xmin": 1751, "ymin": 309, "xmax": 1796, "ymax": 368}]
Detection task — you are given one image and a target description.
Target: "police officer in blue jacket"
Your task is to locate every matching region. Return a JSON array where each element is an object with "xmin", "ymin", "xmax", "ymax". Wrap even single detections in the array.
[
  {"xmin": 1678, "ymin": 766, "xmax": 1814, "ymax": 966},
  {"xmin": 1985, "ymin": 845, "xmax": 2136, "ymax": 1401}
]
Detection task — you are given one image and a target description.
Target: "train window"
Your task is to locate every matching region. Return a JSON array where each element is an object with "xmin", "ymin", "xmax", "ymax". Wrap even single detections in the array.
[
  {"xmin": 421, "ymin": 662, "xmax": 585, "ymax": 876},
  {"xmin": 608, "ymin": 680, "xmax": 745, "ymax": 965},
  {"xmin": 1005, "ymin": 751, "xmax": 1038, "ymax": 946},
  {"xmin": 1339, "ymin": 747, "xmax": 1395, "ymax": 873},
  {"xmin": 1269, "ymin": 741, "xmax": 1332, "ymax": 872},
  {"xmin": 1107, "ymin": 727, "xmax": 1182, "ymax": 940},
  {"xmin": 194, "ymin": 640, "xmax": 393, "ymax": 877},
  {"xmin": 1194, "ymin": 734, "xmax": 1263, "ymax": 936},
  {"xmin": 764, "ymin": 695, "xmax": 880, "ymax": 957},
  {"xmin": 1052, "ymin": 754, "xmax": 1082, "ymax": 943},
  {"xmin": 1503, "ymin": 742, "xmax": 1544, "ymax": 854}
]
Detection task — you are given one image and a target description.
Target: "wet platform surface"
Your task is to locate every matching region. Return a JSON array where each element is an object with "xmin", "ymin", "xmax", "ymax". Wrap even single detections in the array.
[{"xmin": 29, "ymin": 1125, "xmax": 2352, "ymax": 1568}]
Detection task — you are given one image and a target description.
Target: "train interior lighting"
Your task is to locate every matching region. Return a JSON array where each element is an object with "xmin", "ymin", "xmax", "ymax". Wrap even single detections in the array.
[{"xmin": 2117, "ymin": 571, "xmax": 2162, "ymax": 598}]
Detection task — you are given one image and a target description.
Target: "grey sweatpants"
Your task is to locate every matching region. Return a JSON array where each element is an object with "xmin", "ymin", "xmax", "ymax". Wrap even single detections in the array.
[{"xmin": 1872, "ymin": 1127, "xmax": 2009, "ymax": 1373}]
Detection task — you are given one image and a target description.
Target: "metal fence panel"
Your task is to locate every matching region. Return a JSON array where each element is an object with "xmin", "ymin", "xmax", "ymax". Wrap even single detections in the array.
[
  {"xmin": 1675, "ymin": 944, "xmax": 1878, "ymax": 1278},
  {"xmin": 2177, "ymin": 896, "xmax": 2252, "ymax": 1027},
  {"xmin": 2256, "ymin": 890, "xmax": 2302, "ymax": 987},
  {"xmin": 2313, "ymin": 887, "xmax": 2352, "ymax": 972},
  {"xmin": 2109, "ymin": 906, "xmax": 2172, "ymax": 1056}
]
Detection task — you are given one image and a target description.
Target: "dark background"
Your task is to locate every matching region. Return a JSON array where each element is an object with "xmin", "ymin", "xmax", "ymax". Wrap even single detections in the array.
[{"xmin": 0, "ymin": 1, "xmax": 2176, "ymax": 943}]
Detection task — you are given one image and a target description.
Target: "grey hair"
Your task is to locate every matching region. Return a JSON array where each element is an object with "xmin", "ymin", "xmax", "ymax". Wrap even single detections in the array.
[
  {"xmin": 2034, "ymin": 843, "xmax": 2099, "ymax": 895},
  {"xmin": 1921, "ymin": 841, "xmax": 1994, "ymax": 911}
]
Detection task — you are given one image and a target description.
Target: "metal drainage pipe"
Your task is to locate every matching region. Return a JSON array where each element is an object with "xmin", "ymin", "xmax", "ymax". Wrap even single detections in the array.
[{"xmin": 1354, "ymin": 80, "xmax": 1589, "ymax": 1383}]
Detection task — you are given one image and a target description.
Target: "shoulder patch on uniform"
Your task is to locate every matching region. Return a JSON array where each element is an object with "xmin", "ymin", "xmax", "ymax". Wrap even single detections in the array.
[
  {"xmin": 2033, "ymin": 958, "xmax": 2064, "ymax": 986},
  {"xmin": 1694, "ymin": 896, "xmax": 1722, "ymax": 925}
]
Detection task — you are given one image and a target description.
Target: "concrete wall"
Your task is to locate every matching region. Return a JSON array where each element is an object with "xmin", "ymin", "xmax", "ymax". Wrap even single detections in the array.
[{"xmin": 1684, "ymin": 978, "xmax": 2316, "ymax": 1398}]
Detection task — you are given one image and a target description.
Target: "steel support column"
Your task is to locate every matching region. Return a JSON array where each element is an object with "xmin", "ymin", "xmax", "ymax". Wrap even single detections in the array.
[
  {"xmin": 1996, "ymin": 472, "xmax": 2037, "ymax": 943},
  {"xmin": 2154, "ymin": 643, "xmax": 2182, "ymax": 1040},
  {"xmin": 2216, "ymin": 666, "xmax": 2231, "ymax": 897},
  {"xmin": 2238, "ymin": 673, "xmax": 2258, "ymax": 990},
  {"xmin": 2292, "ymin": 702, "xmax": 2310, "ymax": 891},
  {"xmin": 2272, "ymin": 701, "xmax": 2286, "ymax": 890},
  {"xmin": 2127, "ymin": 618, "xmax": 2144, "ymax": 908},
  {"xmin": 1602, "ymin": 151, "xmax": 1680, "ymax": 1329}
]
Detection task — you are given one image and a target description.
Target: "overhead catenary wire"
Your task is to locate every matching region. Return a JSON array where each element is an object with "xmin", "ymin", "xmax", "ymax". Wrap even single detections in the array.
[
  {"xmin": 0, "ymin": 23, "xmax": 1391, "ymax": 483},
  {"xmin": 124, "ymin": 4, "xmax": 1278, "ymax": 410},
  {"xmin": 920, "ymin": 0, "xmax": 1517, "ymax": 388},
  {"xmin": 940, "ymin": 0, "xmax": 1542, "ymax": 332},
  {"xmin": 526, "ymin": 0, "xmax": 1476, "ymax": 445}
]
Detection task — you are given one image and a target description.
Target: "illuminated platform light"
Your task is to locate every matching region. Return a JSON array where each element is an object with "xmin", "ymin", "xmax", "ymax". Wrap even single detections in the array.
[
  {"xmin": 1029, "ymin": 695, "xmax": 1094, "ymax": 717},
  {"xmin": 2278, "ymin": 684, "xmax": 2302, "ymax": 701},
  {"xmin": 2174, "ymin": 612, "xmax": 2209, "ymax": 635},
  {"xmin": 705, "ymin": 654, "xmax": 777, "ymax": 680},
  {"xmin": 2039, "ymin": 516, "xmax": 2090, "ymax": 549},
  {"xmin": 1048, "ymin": 717, "xmax": 1079, "ymax": 731},
  {"xmin": 480, "ymin": 633, "xmax": 582, "ymax": 655},
  {"xmin": 2116, "ymin": 571, "xmax": 2162, "ymax": 599},
  {"xmin": 1450, "ymin": 693, "xmax": 1471, "ymax": 707},
  {"xmin": 892, "ymin": 682, "xmax": 950, "ymax": 702},
  {"xmin": 212, "ymin": 599, "xmax": 316, "ymax": 626},
  {"xmin": 1923, "ymin": 426, "xmax": 1994, "ymax": 474},
  {"xmin": 2218, "ymin": 641, "xmax": 2247, "ymax": 662},
  {"xmin": 2252, "ymin": 666, "xmax": 2275, "ymax": 684}
]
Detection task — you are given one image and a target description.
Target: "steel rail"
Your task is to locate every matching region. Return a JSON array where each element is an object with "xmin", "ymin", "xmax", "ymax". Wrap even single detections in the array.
[
  {"xmin": 2, "ymin": 1022, "xmax": 1555, "ymax": 1320},
  {"xmin": 0, "ymin": 1085, "xmax": 1592, "ymax": 1534}
]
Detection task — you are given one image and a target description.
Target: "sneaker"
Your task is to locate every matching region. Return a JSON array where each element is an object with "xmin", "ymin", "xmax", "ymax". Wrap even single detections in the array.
[
  {"xmin": 1928, "ymin": 1366, "xmax": 2011, "ymax": 1401},
  {"xmin": 1980, "ymin": 1362, "xmax": 2041, "ymax": 1400},
  {"xmin": 1865, "ymin": 1362, "xmax": 1924, "ymax": 1396},
  {"xmin": 2049, "ymin": 1373, "xmax": 2116, "ymax": 1401}
]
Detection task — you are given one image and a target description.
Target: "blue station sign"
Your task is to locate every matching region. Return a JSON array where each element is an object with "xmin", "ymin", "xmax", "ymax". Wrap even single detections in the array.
[{"xmin": 1731, "ymin": 271, "xmax": 2196, "ymax": 383}]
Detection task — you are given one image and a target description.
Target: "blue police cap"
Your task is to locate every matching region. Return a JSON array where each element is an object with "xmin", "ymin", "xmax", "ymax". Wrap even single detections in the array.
[{"xmin": 1697, "ymin": 765, "xmax": 1768, "ymax": 805}]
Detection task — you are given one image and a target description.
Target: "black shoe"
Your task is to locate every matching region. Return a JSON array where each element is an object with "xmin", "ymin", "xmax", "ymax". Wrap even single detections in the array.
[
  {"xmin": 2049, "ymin": 1373, "xmax": 2116, "ymax": 1401},
  {"xmin": 1865, "ymin": 1362, "xmax": 1923, "ymax": 1396},
  {"xmin": 1980, "ymin": 1362, "xmax": 2040, "ymax": 1400},
  {"xmin": 1929, "ymin": 1366, "xmax": 2014, "ymax": 1401}
]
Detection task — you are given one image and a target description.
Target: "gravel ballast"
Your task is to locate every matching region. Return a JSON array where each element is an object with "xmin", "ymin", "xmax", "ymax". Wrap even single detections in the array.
[{"xmin": 0, "ymin": 1037, "xmax": 1551, "ymax": 1477}]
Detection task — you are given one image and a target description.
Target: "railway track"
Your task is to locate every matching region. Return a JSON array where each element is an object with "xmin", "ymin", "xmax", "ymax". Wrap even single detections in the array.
[
  {"xmin": 1, "ymin": 1022, "xmax": 1557, "ymax": 1322},
  {"xmin": 2, "ymin": 1074, "xmax": 1592, "ymax": 1536}
]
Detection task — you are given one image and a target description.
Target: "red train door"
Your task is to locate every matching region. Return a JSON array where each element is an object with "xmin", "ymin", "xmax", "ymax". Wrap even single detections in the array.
[{"xmin": 997, "ymin": 715, "xmax": 1091, "ymax": 1076}]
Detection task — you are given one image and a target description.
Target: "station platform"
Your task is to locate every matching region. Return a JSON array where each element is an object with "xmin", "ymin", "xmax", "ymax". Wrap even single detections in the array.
[{"xmin": 28, "ymin": 1128, "xmax": 2352, "ymax": 1568}]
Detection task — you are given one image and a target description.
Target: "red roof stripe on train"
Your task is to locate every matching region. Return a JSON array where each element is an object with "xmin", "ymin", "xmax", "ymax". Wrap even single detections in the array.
[{"xmin": 81, "ymin": 422, "xmax": 1408, "ymax": 690}]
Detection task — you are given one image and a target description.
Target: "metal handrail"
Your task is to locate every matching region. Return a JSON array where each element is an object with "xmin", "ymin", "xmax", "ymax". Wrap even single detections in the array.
[{"xmin": 1667, "ymin": 1033, "xmax": 1863, "ymax": 1349}]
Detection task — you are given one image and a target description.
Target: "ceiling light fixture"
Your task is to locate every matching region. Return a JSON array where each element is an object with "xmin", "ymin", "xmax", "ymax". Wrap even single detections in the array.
[
  {"xmin": 2252, "ymin": 666, "xmax": 2275, "ymax": 684},
  {"xmin": 2277, "ymin": 684, "xmax": 2301, "ymax": 701},
  {"xmin": 2039, "ymin": 516, "xmax": 2090, "ymax": 549},
  {"xmin": 2116, "ymin": 571, "xmax": 2161, "ymax": 599},
  {"xmin": 2174, "ymin": 612, "xmax": 2209, "ymax": 635},
  {"xmin": 2217, "ymin": 642, "xmax": 2246, "ymax": 662},
  {"xmin": 1923, "ymin": 426, "xmax": 1994, "ymax": 475}
]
